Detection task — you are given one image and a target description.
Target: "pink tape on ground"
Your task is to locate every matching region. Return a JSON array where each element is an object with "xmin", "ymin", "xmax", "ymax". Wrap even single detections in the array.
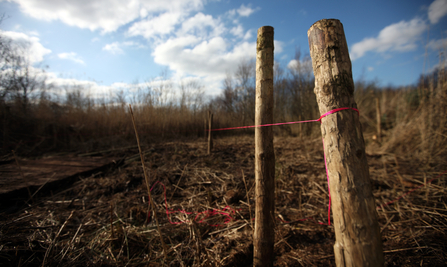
[{"xmin": 147, "ymin": 107, "xmax": 445, "ymax": 227}]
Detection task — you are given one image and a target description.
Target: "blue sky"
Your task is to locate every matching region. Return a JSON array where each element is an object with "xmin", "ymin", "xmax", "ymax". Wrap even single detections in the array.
[{"xmin": 1, "ymin": 0, "xmax": 446, "ymax": 100}]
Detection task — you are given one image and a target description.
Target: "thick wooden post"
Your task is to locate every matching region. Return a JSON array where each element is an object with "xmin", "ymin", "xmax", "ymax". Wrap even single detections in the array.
[
  {"xmin": 376, "ymin": 98, "xmax": 382, "ymax": 142},
  {"xmin": 207, "ymin": 111, "xmax": 213, "ymax": 154},
  {"xmin": 308, "ymin": 19, "xmax": 384, "ymax": 267},
  {"xmin": 254, "ymin": 26, "xmax": 275, "ymax": 267}
]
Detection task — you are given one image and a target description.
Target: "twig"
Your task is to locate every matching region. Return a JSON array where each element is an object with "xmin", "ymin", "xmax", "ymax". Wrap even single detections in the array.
[
  {"xmin": 169, "ymin": 164, "xmax": 188, "ymax": 202},
  {"xmin": 59, "ymin": 223, "xmax": 83, "ymax": 265},
  {"xmin": 313, "ymin": 181, "xmax": 329, "ymax": 198},
  {"xmin": 381, "ymin": 214, "xmax": 395, "ymax": 233},
  {"xmin": 208, "ymin": 221, "xmax": 247, "ymax": 235},
  {"xmin": 1, "ymin": 214, "xmax": 33, "ymax": 227},
  {"xmin": 384, "ymin": 246, "xmax": 428, "ymax": 253},
  {"xmin": 419, "ymin": 218, "xmax": 443, "ymax": 233},
  {"xmin": 129, "ymin": 104, "xmax": 167, "ymax": 264}
]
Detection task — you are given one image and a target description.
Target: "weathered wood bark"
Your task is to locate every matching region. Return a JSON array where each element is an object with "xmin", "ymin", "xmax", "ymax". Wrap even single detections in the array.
[
  {"xmin": 254, "ymin": 26, "xmax": 275, "ymax": 267},
  {"xmin": 207, "ymin": 111, "xmax": 213, "ymax": 155},
  {"xmin": 307, "ymin": 19, "xmax": 384, "ymax": 267},
  {"xmin": 376, "ymin": 98, "xmax": 382, "ymax": 142}
]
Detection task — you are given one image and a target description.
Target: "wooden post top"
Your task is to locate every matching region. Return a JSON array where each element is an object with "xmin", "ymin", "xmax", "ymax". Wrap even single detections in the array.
[
  {"xmin": 257, "ymin": 26, "xmax": 274, "ymax": 52},
  {"xmin": 307, "ymin": 19, "xmax": 355, "ymax": 115}
]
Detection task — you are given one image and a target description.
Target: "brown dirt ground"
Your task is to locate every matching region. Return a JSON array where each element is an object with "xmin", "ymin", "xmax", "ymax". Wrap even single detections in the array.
[{"xmin": 0, "ymin": 135, "xmax": 446, "ymax": 266}]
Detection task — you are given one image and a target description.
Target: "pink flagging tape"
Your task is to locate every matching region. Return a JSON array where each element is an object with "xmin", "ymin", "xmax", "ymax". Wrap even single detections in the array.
[
  {"xmin": 314, "ymin": 107, "xmax": 358, "ymax": 226},
  {"xmin": 161, "ymin": 107, "xmax": 359, "ymax": 226},
  {"xmin": 150, "ymin": 168, "xmax": 447, "ymax": 227},
  {"xmin": 208, "ymin": 107, "xmax": 359, "ymax": 132},
  {"xmin": 147, "ymin": 107, "xmax": 445, "ymax": 227},
  {"xmin": 208, "ymin": 119, "xmax": 321, "ymax": 131},
  {"xmin": 319, "ymin": 107, "xmax": 359, "ymax": 121},
  {"xmin": 322, "ymin": 138, "xmax": 331, "ymax": 225},
  {"xmin": 148, "ymin": 181, "xmax": 240, "ymax": 227}
]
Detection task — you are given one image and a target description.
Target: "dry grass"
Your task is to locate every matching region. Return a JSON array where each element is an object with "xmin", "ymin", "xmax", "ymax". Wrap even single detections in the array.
[{"xmin": 0, "ymin": 134, "xmax": 446, "ymax": 266}]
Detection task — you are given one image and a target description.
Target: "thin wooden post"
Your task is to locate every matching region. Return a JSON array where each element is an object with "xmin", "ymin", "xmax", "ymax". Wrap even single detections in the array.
[
  {"xmin": 204, "ymin": 118, "xmax": 207, "ymax": 140},
  {"xmin": 129, "ymin": 105, "xmax": 167, "ymax": 262},
  {"xmin": 308, "ymin": 19, "xmax": 384, "ymax": 267},
  {"xmin": 207, "ymin": 111, "xmax": 213, "ymax": 154},
  {"xmin": 254, "ymin": 25, "xmax": 275, "ymax": 267},
  {"xmin": 376, "ymin": 97, "xmax": 382, "ymax": 142}
]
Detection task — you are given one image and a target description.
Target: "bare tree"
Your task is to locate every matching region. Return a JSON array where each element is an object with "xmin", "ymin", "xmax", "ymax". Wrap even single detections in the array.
[
  {"xmin": 179, "ymin": 78, "xmax": 204, "ymax": 113},
  {"xmin": 0, "ymin": 27, "xmax": 46, "ymax": 114},
  {"xmin": 214, "ymin": 60, "xmax": 256, "ymax": 125},
  {"xmin": 235, "ymin": 59, "xmax": 256, "ymax": 124},
  {"xmin": 286, "ymin": 48, "xmax": 317, "ymax": 135},
  {"xmin": 215, "ymin": 72, "xmax": 236, "ymax": 115}
]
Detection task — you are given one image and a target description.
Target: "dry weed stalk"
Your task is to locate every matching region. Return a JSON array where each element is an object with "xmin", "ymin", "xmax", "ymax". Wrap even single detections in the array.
[{"xmin": 129, "ymin": 104, "xmax": 168, "ymax": 263}]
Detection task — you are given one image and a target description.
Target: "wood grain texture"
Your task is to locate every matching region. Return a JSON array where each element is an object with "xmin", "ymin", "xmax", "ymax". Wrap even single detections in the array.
[
  {"xmin": 254, "ymin": 25, "xmax": 275, "ymax": 267},
  {"xmin": 308, "ymin": 19, "xmax": 384, "ymax": 267}
]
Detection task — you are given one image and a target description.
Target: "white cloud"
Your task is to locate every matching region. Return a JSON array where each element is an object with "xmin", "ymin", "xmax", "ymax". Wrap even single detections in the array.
[
  {"xmin": 231, "ymin": 25, "xmax": 244, "ymax": 38},
  {"xmin": 128, "ymin": 11, "xmax": 184, "ymax": 39},
  {"xmin": 103, "ymin": 42, "xmax": 124, "ymax": 54},
  {"xmin": 7, "ymin": 0, "xmax": 272, "ymax": 96},
  {"xmin": 350, "ymin": 18, "xmax": 427, "ymax": 60},
  {"xmin": 122, "ymin": 41, "xmax": 146, "ymax": 49},
  {"xmin": 428, "ymin": 0, "xmax": 447, "ymax": 24},
  {"xmin": 128, "ymin": 11, "xmax": 226, "ymax": 42},
  {"xmin": 140, "ymin": 7, "xmax": 148, "ymax": 18},
  {"xmin": 102, "ymin": 41, "xmax": 147, "ymax": 55},
  {"xmin": 10, "ymin": 0, "xmax": 205, "ymax": 33},
  {"xmin": 153, "ymin": 34, "xmax": 256, "ymax": 78},
  {"xmin": 226, "ymin": 9, "xmax": 236, "ymax": 17},
  {"xmin": 48, "ymin": 76, "xmax": 97, "ymax": 89},
  {"xmin": 427, "ymin": 37, "xmax": 447, "ymax": 50},
  {"xmin": 243, "ymin": 30, "xmax": 252, "ymax": 41},
  {"xmin": 58, "ymin": 52, "xmax": 85, "ymax": 64},
  {"xmin": 367, "ymin": 67, "xmax": 374, "ymax": 72},
  {"xmin": 136, "ymin": 5, "xmax": 258, "ymax": 87},
  {"xmin": 142, "ymin": 4, "xmax": 276, "ymax": 94},
  {"xmin": 287, "ymin": 58, "xmax": 312, "ymax": 71},
  {"xmin": 274, "ymin": 40, "xmax": 284, "ymax": 53},
  {"xmin": 44, "ymin": 72, "xmax": 125, "ymax": 100},
  {"xmin": 287, "ymin": 59, "xmax": 298, "ymax": 70},
  {"xmin": 180, "ymin": 12, "xmax": 225, "ymax": 38},
  {"xmin": 237, "ymin": 4, "xmax": 258, "ymax": 17},
  {"xmin": 0, "ymin": 30, "xmax": 51, "ymax": 64}
]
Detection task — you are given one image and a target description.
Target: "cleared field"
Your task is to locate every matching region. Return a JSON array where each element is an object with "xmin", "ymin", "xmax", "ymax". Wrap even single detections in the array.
[{"xmin": 0, "ymin": 135, "xmax": 445, "ymax": 266}]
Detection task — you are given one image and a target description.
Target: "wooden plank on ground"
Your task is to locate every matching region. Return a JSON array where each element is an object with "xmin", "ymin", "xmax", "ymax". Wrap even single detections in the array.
[{"xmin": 0, "ymin": 157, "xmax": 117, "ymax": 195}]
